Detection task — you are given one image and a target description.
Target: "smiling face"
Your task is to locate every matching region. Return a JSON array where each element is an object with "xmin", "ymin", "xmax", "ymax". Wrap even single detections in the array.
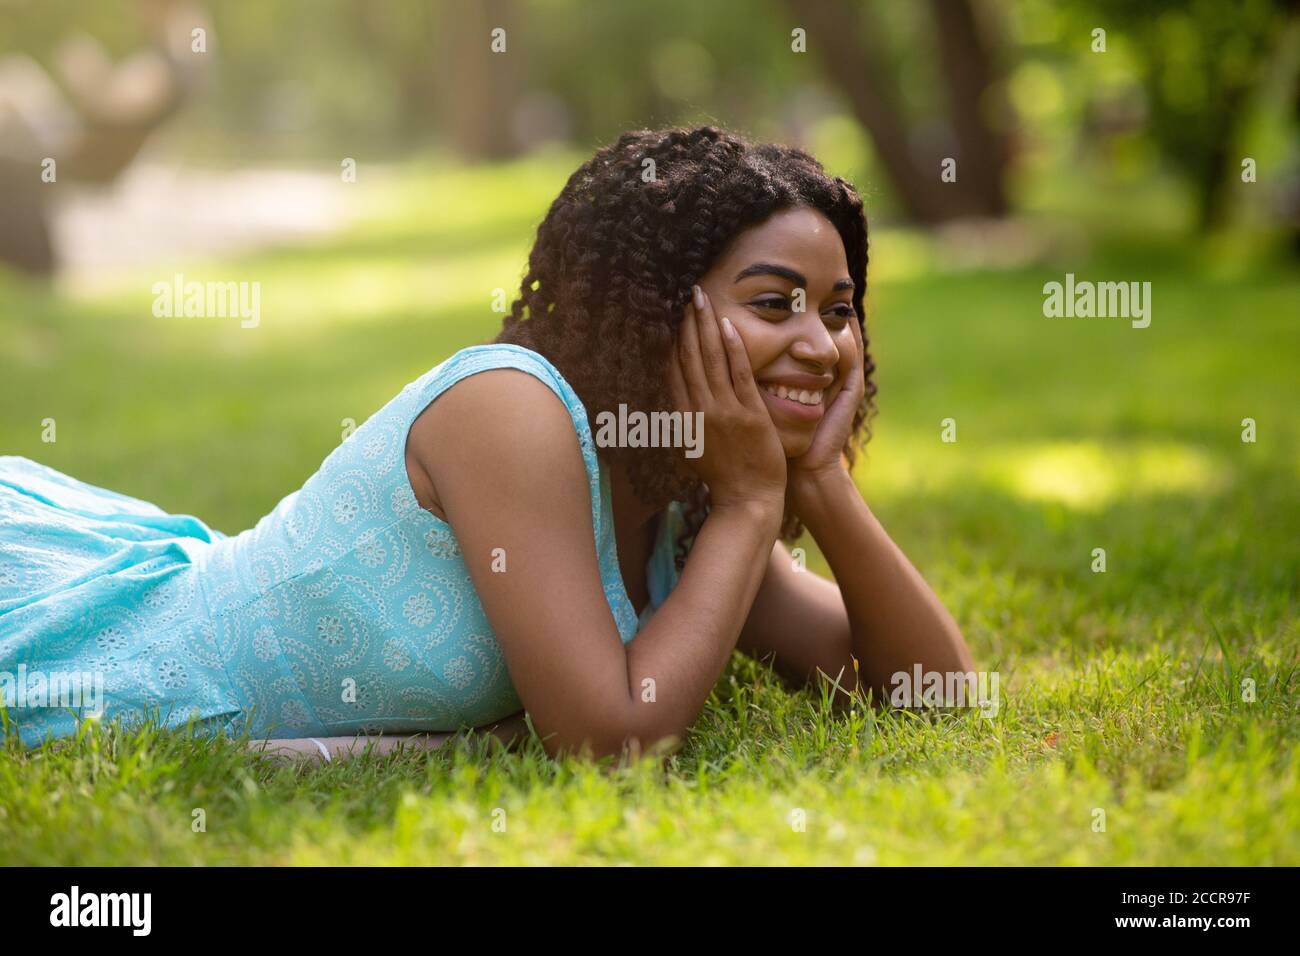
[{"xmin": 694, "ymin": 205, "xmax": 859, "ymax": 457}]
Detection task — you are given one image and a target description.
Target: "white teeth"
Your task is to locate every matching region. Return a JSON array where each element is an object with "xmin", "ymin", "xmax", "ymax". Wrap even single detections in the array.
[{"xmin": 762, "ymin": 384, "xmax": 823, "ymax": 406}]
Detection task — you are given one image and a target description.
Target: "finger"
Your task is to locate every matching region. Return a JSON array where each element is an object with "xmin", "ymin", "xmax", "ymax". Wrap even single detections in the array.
[
  {"xmin": 718, "ymin": 315, "xmax": 764, "ymax": 408},
  {"xmin": 847, "ymin": 317, "xmax": 866, "ymax": 396},
  {"xmin": 678, "ymin": 301, "xmax": 711, "ymax": 404},
  {"xmin": 850, "ymin": 315, "xmax": 866, "ymax": 362},
  {"xmin": 693, "ymin": 286, "xmax": 731, "ymax": 396},
  {"xmin": 667, "ymin": 340, "xmax": 691, "ymax": 413}
]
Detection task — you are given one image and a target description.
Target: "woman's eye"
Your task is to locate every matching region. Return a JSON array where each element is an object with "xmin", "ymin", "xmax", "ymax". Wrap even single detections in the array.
[
  {"xmin": 750, "ymin": 298, "xmax": 855, "ymax": 326},
  {"xmin": 823, "ymin": 305, "xmax": 856, "ymax": 328}
]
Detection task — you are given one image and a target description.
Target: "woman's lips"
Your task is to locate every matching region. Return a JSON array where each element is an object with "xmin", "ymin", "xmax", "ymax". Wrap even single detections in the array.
[
  {"xmin": 757, "ymin": 376, "xmax": 833, "ymax": 424},
  {"xmin": 759, "ymin": 384, "xmax": 825, "ymax": 422}
]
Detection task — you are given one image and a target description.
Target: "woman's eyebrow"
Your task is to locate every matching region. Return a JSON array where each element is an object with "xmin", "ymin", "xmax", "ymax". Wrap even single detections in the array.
[
  {"xmin": 734, "ymin": 262, "xmax": 854, "ymax": 292},
  {"xmin": 734, "ymin": 262, "xmax": 805, "ymax": 285}
]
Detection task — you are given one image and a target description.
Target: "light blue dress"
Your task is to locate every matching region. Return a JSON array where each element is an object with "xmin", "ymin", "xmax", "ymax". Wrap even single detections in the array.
[{"xmin": 0, "ymin": 344, "xmax": 685, "ymax": 747}]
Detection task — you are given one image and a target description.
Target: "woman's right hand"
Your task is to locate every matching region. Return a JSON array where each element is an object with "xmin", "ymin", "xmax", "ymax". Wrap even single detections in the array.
[{"xmin": 669, "ymin": 285, "xmax": 787, "ymax": 513}]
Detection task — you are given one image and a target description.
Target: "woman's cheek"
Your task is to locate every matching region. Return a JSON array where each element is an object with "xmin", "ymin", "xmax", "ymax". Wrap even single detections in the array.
[{"xmin": 729, "ymin": 318, "xmax": 769, "ymax": 362}]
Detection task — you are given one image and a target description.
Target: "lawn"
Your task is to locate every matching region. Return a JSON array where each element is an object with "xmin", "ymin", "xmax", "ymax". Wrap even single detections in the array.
[{"xmin": 1, "ymin": 153, "xmax": 1297, "ymax": 865}]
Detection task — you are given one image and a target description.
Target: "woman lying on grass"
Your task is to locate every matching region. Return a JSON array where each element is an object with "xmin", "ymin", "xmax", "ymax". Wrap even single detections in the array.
[{"xmin": 0, "ymin": 125, "xmax": 973, "ymax": 762}]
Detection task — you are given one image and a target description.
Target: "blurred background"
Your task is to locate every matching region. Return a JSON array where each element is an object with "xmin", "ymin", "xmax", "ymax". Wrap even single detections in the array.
[
  {"xmin": 0, "ymin": 0, "xmax": 1296, "ymax": 648},
  {"xmin": 4, "ymin": 0, "xmax": 1298, "ymax": 270}
]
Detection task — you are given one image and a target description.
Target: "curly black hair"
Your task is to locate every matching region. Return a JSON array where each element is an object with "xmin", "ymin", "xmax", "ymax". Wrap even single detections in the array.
[{"xmin": 495, "ymin": 125, "xmax": 875, "ymax": 564}]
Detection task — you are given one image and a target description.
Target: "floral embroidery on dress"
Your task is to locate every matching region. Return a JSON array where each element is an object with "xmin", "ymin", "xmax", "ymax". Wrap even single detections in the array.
[
  {"xmin": 332, "ymin": 492, "xmax": 359, "ymax": 524},
  {"xmin": 390, "ymin": 486, "xmax": 416, "ymax": 516},
  {"xmin": 252, "ymin": 626, "xmax": 280, "ymax": 661},
  {"xmin": 443, "ymin": 656, "xmax": 475, "ymax": 690},
  {"xmin": 362, "ymin": 435, "xmax": 386, "ymax": 460},
  {"xmin": 316, "ymin": 615, "xmax": 345, "ymax": 645},
  {"xmin": 96, "ymin": 627, "xmax": 129, "ymax": 654},
  {"xmin": 356, "ymin": 534, "xmax": 386, "ymax": 568},
  {"xmin": 157, "ymin": 658, "xmax": 189, "ymax": 689},
  {"xmin": 382, "ymin": 639, "xmax": 411, "ymax": 672},
  {"xmin": 424, "ymin": 527, "xmax": 461, "ymax": 560},
  {"xmin": 403, "ymin": 593, "xmax": 435, "ymax": 628}
]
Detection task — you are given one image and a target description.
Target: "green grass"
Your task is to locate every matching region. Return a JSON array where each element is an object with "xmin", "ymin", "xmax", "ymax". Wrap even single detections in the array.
[{"xmin": 1, "ymin": 153, "xmax": 1297, "ymax": 864}]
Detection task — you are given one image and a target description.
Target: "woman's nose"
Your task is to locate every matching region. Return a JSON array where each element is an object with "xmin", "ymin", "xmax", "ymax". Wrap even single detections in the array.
[{"xmin": 788, "ymin": 311, "xmax": 839, "ymax": 368}]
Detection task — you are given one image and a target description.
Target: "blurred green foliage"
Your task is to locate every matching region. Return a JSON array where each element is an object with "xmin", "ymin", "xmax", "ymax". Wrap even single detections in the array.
[{"xmin": 2, "ymin": 0, "xmax": 1296, "ymax": 233}]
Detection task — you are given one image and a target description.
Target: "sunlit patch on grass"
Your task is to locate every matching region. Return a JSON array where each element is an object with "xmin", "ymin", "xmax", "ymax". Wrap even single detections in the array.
[
  {"xmin": 56, "ymin": 248, "xmax": 528, "ymax": 334},
  {"xmin": 864, "ymin": 437, "xmax": 1229, "ymax": 509},
  {"xmin": 997, "ymin": 441, "xmax": 1227, "ymax": 509},
  {"xmin": 254, "ymin": 252, "xmax": 529, "ymax": 328}
]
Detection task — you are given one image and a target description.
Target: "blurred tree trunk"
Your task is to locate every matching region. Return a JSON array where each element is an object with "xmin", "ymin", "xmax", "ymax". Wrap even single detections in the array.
[
  {"xmin": 0, "ymin": 157, "xmax": 55, "ymax": 275},
  {"xmin": 930, "ymin": 0, "xmax": 1010, "ymax": 217},
  {"xmin": 1195, "ymin": 96, "xmax": 1241, "ymax": 230},
  {"xmin": 790, "ymin": 0, "xmax": 1012, "ymax": 223},
  {"xmin": 1291, "ymin": 76, "xmax": 1300, "ymax": 258},
  {"xmin": 791, "ymin": 0, "xmax": 946, "ymax": 222},
  {"xmin": 434, "ymin": 0, "xmax": 524, "ymax": 160},
  {"xmin": 0, "ymin": 2, "xmax": 207, "ymax": 275},
  {"xmin": 346, "ymin": 4, "xmax": 438, "ymax": 148}
]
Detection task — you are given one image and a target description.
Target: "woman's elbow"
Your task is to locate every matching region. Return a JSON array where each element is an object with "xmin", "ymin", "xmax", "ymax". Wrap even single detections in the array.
[{"xmin": 532, "ymin": 705, "xmax": 684, "ymax": 762}]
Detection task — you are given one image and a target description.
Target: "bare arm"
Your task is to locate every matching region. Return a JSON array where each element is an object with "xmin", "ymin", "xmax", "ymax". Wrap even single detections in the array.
[
  {"xmin": 738, "ymin": 318, "xmax": 973, "ymax": 703},
  {"xmin": 739, "ymin": 479, "xmax": 973, "ymax": 702}
]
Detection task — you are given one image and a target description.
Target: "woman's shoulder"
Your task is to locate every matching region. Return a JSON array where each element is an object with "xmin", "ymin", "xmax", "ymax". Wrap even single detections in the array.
[
  {"xmin": 402, "ymin": 355, "xmax": 602, "ymax": 554},
  {"xmin": 405, "ymin": 344, "xmax": 595, "ymax": 494}
]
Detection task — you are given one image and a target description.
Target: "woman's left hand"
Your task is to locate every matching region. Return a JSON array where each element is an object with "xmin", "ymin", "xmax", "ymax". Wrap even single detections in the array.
[{"xmin": 788, "ymin": 318, "xmax": 865, "ymax": 496}]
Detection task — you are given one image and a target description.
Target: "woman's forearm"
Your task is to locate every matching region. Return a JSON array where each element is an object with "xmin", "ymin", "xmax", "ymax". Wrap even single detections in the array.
[
  {"xmin": 620, "ymin": 497, "xmax": 782, "ymax": 749},
  {"xmin": 793, "ymin": 469, "xmax": 974, "ymax": 695}
]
